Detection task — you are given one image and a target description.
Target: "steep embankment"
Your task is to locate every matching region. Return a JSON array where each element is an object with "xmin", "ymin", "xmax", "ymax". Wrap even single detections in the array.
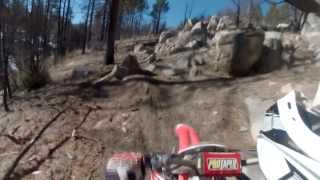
[{"xmin": 0, "ymin": 48, "xmax": 319, "ymax": 179}]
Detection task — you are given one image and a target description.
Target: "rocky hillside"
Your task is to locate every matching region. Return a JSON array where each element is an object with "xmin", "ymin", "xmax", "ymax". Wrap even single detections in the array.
[
  {"xmin": 288, "ymin": 0, "xmax": 320, "ymax": 61},
  {"xmin": 0, "ymin": 14, "xmax": 320, "ymax": 180}
]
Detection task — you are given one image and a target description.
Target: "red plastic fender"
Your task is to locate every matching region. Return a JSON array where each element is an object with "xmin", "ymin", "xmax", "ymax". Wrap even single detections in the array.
[
  {"xmin": 175, "ymin": 124, "xmax": 201, "ymax": 180},
  {"xmin": 175, "ymin": 124, "xmax": 200, "ymax": 151}
]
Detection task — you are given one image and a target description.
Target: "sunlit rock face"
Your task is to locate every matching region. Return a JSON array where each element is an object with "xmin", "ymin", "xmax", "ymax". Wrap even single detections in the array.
[
  {"xmin": 289, "ymin": 0, "xmax": 320, "ymax": 60},
  {"xmin": 302, "ymin": 13, "xmax": 320, "ymax": 60},
  {"xmin": 214, "ymin": 30, "xmax": 265, "ymax": 76}
]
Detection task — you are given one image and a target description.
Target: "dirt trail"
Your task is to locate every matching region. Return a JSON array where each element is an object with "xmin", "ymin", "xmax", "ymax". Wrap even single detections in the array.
[{"xmin": 0, "ymin": 49, "xmax": 319, "ymax": 179}]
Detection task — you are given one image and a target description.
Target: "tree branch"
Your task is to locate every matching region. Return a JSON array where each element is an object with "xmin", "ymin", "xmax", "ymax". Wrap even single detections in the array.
[
  {"xmin": 231, "ymin": 0, "xmax": 240, "ymax": 7},
  {"xmin": 2, "ymin": 107, "xmax": 70, "ymax": 180}
]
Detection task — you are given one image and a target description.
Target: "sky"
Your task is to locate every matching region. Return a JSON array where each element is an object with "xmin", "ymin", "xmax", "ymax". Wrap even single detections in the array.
[
  {"xmin": 147, "ymin": 0, "xmax": 232, "ymax": 27},
  {"xmin": 145, "ymin": 0, "xmax": 271, "ymax": 27},
  {"xmin": 72, "ymin": 0, "xmax": 270, "ymax": 27}
]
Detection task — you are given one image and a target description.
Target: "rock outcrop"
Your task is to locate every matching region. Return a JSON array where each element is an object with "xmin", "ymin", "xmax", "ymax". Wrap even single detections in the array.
[
  {"xmin": 154, "ymin": 16, "xmax": 268, "ymax": 77},
  {"xmin": 207, "ymin": 16, "xmax": 219, "ymax": 34},
  {"xmin": 302, "ymin": 13, "xmax": 320, "ymax": 61},
  {"xmin": 216, "ymin": 16, "xmax": 235, "ymax": 31},
  {"xmin": 215, "ymin": 30, "xmax": 265, "ymax": 76},
  {"xmin": 115, "ymin": 55, "xmax": 155, "ymax": 80},
  {"xmin": 258, "ymin": 31, "xmax": 284, "ymax": 73},
  {"xmin": 288, "ymin": 0, "xmax": 320, "ymax": 61},
  {"xmin": 149, "ymin": 11, "xmax": 314, "ymax": 79},
  {"xmin": 158, "ymin": 30, "xmax": 176, "ymax": 44}
]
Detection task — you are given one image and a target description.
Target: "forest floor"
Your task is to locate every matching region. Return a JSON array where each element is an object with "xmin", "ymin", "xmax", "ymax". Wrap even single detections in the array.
[{"xmin": 0, "ymin": 45, "xmax": 320, "ymax": 179}]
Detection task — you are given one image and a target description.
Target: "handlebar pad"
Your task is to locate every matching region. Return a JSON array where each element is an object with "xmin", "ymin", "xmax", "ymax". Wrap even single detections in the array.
[{"xmin": 202, "ymin": 152, "xmax": 242, "ymax": 177}]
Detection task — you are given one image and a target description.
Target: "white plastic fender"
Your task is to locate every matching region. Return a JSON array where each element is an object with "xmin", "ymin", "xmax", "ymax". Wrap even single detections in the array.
[
  {"xmin": 257, "ymin": 137, "xmax": 291, "ymax": 180},
  {"xmin": 277, "ymin": 91, "xmax": 320, "ymax": 162},
  {"xmin": 258, "ymin": 134, "xmax": 320, "ymax": 180},
  {"xmin": 312, "ymin": 83, "xmax": 320, "ymax": 107}
]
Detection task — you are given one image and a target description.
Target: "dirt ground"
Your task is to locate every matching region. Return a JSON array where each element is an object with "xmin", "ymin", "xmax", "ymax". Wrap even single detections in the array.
[{"xmin": 0, "ymin": 47, "xmax": 319, "ymax": 179}]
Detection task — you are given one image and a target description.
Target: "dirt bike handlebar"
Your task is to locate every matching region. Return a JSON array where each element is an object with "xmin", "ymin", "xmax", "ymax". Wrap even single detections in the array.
[
  {"xmin": 144, "ymin": 144, "xmax": 251, "ymax": 178},
  {"xmin": 106, "ymin": 124, "xmax": 258, "ymax": 180}
]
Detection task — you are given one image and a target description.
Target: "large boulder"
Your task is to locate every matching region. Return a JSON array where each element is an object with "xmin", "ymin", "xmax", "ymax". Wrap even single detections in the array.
[
  {"xmin": 302, "ymin": 13, "xmax": 320, "ymax": 61},
  {"xmin": 207, "ymin": 16, "xmax": 219, "ymax": 34},
  {"xmin": 183, "ymin": 19, "xmax": 193, "ymax": 31},
  {"xmin": 134, "ymin": 44, "xmax": 144, "ymax": 54},
  {"xmin": 288, "ymin": 0, "xmax": 320, "ymax": 61},
  {"xmin": 155, "ymin": 33, "xmax": 183, "ymax": 55},
  {"xmin": 281, "ymin": 33, "xmax": 314, "ymax": 66},
  {"xmin": 133, "ymin": 44, "xmax": 152, "ymax": 55},
  {"xmin": 303, "ymin": 13, "xmax": 320, "ymax": 33},
  {"xmin": 175, "ymin": 31, "xmax": 194, "ymax": 47},
  {"xmin": 213, "ymin": 31, "xmax": 240, "ymax": 73},
  {"xmin": 158, "ymin": 30, "xmax": 176, "ymax": 44},
  {"xmin": 232, "ymin": 31, "xmax": 265, "ymax": 76},
  {"xmin": 215, "ymin": 30, "xmax": 265, "ymax": 76},
  {"xmin": 115, "ymin": 55, "xmax": 155, "ymax": 79},
  {"xmin": 191, "ymin": 21, "xmax": 206, "ymax": 34},
  {"xmin": 216, "ymin": 16, "xmax": 235, "ymax": 31},
  {"xmin": 257, "ymin": 31, "xmax": 284, "ymax": 73},
  {"xmin": 155, "ymin": 23, "xmax": 208, "ymax": 55},
  {"xmin": 185, "ymin": 40, "xmax": 202, "ymax": 49}
]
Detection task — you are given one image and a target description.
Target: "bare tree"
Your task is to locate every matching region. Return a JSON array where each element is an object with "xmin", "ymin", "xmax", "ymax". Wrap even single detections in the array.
[
  {"xmin": 289, "ymin": 4, "xmax": 308, "ymax": 31},
  {"xmin": 82, "ymin": 0, "xmax": 92, "ymax": 54},
  {"xmin": 62, "ymin": 0, "xmax": 71, "ymax": 53},
  {"xmin": 183, "ymin": 0, "xmax": 194, "ymax": 24},
  {"xmin": 42, "ymin": 0, "xmax": 51, "ymax": 56},
  {"xmin": 0, "ymin": 22, "xmax": 9, "ymax": 111},
  {"xmin": 88, "ymin": 0, "xmax": 96, "ymax": 43},
  {"xmin": 230, "ymin": 0, "xmax": 241, "ymax": 27},
  {"xmin": 57, "ymin": 0, "xmax": 63, "ymax": 55},
  {"xmin": 100, "ymin": 0, "xmax": 109, "ymax": 41},
  {"xmin": 150, "ymin": 0, "xmax": 169, "ymax": 34},
  {"xmin": 105, "ymin": 0, "xmax": 120, "ymax": 65},
  {"xmin": 56, "ymin": 0, "xmax": 72, "ymax": 56}
]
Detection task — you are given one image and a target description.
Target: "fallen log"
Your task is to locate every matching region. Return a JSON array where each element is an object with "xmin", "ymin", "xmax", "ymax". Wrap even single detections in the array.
[{"xmin": 92, "ymin": 65, "xmax": 119, "ymax": 86}]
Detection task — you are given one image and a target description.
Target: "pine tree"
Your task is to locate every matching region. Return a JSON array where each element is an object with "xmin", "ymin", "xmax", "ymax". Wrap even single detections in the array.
[
  {"xmin": 150, "ymin": 0, "xmax": 169, "ymax": 34},
  {"xmin": 265, "ymin": 4, "xmax": 291, "ymax": 27},
  {"xmin": 251, "ymin": 2, "xmax": 263, "ymax": 26},
  {"xmin": 105, "ymin": 0, "xmax": 120, "ymax": 65},
  {"xmin": 265, "ymin": 4, "xmax": 281, "ymax": 26}
]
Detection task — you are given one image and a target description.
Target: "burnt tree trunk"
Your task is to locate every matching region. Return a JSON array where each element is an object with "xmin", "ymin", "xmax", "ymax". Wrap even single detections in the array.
[
  {"xmin": 62, "ymin": 0, "xmax": 71, "ymax": 53},
  {"xmin": 0, "ymin": 29, "xmax": 9, "ymax": 112},
  {"xmin": 230, "ymin": 0, "xmax": 240, "ymax": 28},
  {"xmin": 57, "ymin": 0, "xmax": 63, "ymax": 56},
  {"xmin": 5, "ymin": 56, "xmax": 12, "ymax": 99},
  {"xmin": 43, "ymin": 0, "xmax": 51, "ymax": 56},
  {"xmin": 59, "ymin": 0, "xmax": 69, "ymax": 55},
  {"xmin": 105, "ymin": 0, "xmax": 119, "ymax": 65},
  {"xmin": 2, "ymin": 33, "xmax": 11, "ymax": 99},
  {"xmin": 155, "ymin": 9, "xmax": 162, "ymax": 34},
  {"xmin": 100, "ymin": 0, "xmax": 108, "ymax": 41},
  {"xmin": 0, "ymin": 0, "xmax": 9, "ymax": 111},
  {"xmin": 88, "ymin": 0, "xmax": 96, "ymax": 43},
  {"xmin": 235, "ymin": 4, "xmax": 240, "ymax": 27},
  {"xmin": 82, "ymin": 0, "xmax": 92, "ymax": 54},
  {"xmin": 116, "ymin": 10, "xmax": 123, "ymax": 40}
]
